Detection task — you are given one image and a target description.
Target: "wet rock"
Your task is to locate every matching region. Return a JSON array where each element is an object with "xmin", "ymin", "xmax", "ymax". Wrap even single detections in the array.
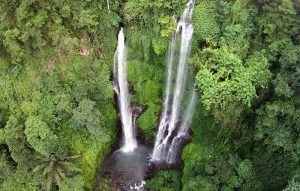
[{"xmin": 131, "ymin": 104, "xmax": 145, "ymax": 117}]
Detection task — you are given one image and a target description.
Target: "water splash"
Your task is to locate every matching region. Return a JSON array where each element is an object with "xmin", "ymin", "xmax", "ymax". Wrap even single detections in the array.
[
  {"xmin": 151, "ymin": 0, "xmax": 196, "ymax": 164},
  {"xmin": 166, "ymin": 89, "xmax": 197, "ymax": 163},
  {"xmin": 114, "ymin": 28, "xmax": 137, "ymax": 152}
]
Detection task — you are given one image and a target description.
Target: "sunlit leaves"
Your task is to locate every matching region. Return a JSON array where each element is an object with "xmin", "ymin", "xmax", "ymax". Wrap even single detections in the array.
[
  {"xmin": 195, "ymin": 48, "xmax": 270, "ymax": 125},
  {"xmin": 283, "ymin": 180, "xmax": 300, "ymax": 191},
  {"xmin": 0, "ymin": 168, "xmax": 41, "ymax": 191},
  {"xmin": 72, "ymin": 99, "xmax": 103, "ymax": 136},
  {"xmin": 193, "ymin": 0, "xmax": 220, "ymax": 42},
  {"xmin": 24, "ymin": 116, "xmax": 63, "ymax": 157},
  {"xmin": 33, "ymin": 154, "xmax": 82, "ymax": 191},
  {"xmin": 257, "ymin": 0, "xmax": 296, "ymax": 43},
  {"xmin": 0, "ymin": 153, "xmax": 10, "ymax": 183},
  {"xmin": 124, "ymin": 0, "xmax": 180, "ymax": 59},
  {"xmin": 147, "ymin": 170, "xmax": 182, "ymax": 191},
  {"xmin": 237, "ymin": 159, "xmax": 254, "ymax": 179},
  {"xmin": 60, "ymin": 175, "xmax": 84, "ymax": 191},
  {"xmin": 75, "ymin": 9, "xmax": 99, "ymax": 32},
  {"xmin": 255, "ymin": 100, "xmax": 300, "ymax": 152},
  {"xmin": 0, "ymin": 0, "xmax": 120, "ymax": 65}
]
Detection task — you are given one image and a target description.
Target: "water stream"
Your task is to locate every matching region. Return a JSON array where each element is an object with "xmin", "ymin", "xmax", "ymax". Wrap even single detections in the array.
[
  {"xmin": 102, "ymin": 28, "xmax": 148, "ymax": 191},
  {"xmin": 99, "ymin": 1, "xmax": 197, "ymax": 189},
  {"xmin": 113, "ymin": 28, "xmax": 137, "ymax": 152},
  {"xmin": 151, "ymin": 0, "xmax": 196, "ymax": 164}
]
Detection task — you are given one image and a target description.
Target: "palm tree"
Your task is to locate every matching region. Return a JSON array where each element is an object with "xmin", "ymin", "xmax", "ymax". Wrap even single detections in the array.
[{"xmin": 33, "ymin": 154, "xmax": 82, "ymax": 191}]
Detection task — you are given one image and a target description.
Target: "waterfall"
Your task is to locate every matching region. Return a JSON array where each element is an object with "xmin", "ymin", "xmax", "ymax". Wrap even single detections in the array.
[
  {"xmin": 166, "ymin": 89, "xmax": 197, "ymax": 163},
  {"xmin": 114, "ymin": 28, "xmax": 137, "ymax": 152},
  {"xmin": 151, "ymin": 0, "xmax": 196, "ymax": 164}
]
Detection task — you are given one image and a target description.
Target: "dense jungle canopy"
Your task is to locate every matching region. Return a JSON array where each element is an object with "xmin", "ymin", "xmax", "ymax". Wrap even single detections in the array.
[{"xmin": 0, "ymin": 0, "xmax": 299, "ymax": 190}]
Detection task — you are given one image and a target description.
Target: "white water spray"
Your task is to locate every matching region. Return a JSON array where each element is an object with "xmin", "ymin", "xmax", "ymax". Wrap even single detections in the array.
[
  {"xmin": 114, "ymin": 28, "xmax": 137, "ymax": 152},
  {"xmin": 166, "ymin": 89, "xmax": 197, "ymax": 163},
  {"xmin": 151, "ymin": 0, "xmax": 196, "ymax": 163}
]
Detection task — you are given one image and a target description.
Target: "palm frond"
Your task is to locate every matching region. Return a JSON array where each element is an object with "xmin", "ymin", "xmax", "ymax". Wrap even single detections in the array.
[
  {"xmin": 34, "ymin": 153, "xmax": 82, "ymax": 190},
  {"xmin": 43, "ymin": 161, "xmax": 53, "ymax": 176},
  {"xmin": 33, "ymin": 163, "xmax": 47, "ymax": 173},
  {"xmin": 54, "ymin": 170, "xmax": 62, "ymax": 187},
  {"xmin": 63, "ymin": 154, "xmax": 82, "ymax": 161},
  {"xmin": 46, "ymin": 171, "xmax": 53, "ymax": 191},
  {"xmin": 60, "ymin": 161, "xmax": 82, "ymax": 173},
  {"xmin": 56, "ymin": 166, "xmax": 66, "ymax": 179}
]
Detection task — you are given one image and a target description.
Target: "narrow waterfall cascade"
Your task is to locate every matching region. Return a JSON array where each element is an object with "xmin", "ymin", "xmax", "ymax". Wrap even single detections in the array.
[
  {"xmin": 166, "ymin": 89, "xmax": 197, "ymax": 163},
  {"xmin": 114, "ymin": 28, "xmax": 137, "ymax": 152},
  {"xmin": 151, "ymin": 0, "xmax": 196, "ymax": 164}
]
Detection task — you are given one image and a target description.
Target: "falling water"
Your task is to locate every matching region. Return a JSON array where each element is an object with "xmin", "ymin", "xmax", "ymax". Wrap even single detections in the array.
[
  {"xmin": 114, "ymin": 28, "xmax": 137, "ymax": 152},
  {"xmin": 151, "ymin": 0, "xmax": 196, "ymax": 163},
  {"xmin": 166, "ymin": 89, "xmax": 197, "ymax": 163},
  {"xmin": 151, "ymin": 35, "xmax": 176, "ymax": 160}
]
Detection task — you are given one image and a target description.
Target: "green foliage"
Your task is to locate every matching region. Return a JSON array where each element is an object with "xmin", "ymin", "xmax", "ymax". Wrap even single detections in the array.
[
  {"xmin": 152, "ymin": 37, "xmax": 169, "ymax": 55},
  {"xmin": 0, "ymin": 0, "xmax": 299, "ymax": 190},
  {"xmin": 0, "ymin": 168, "xmax": 42, "ymax": 191},
  {"xmin": 182, "ymin": 106, "xmax": 263, "ymax": 191},
  {"xmin": 0, "ymin": 52, "xmax": 116, "ymax": 189},
  {"xmin": 283, "ymin": 180, "xmax": 300, "ymax": 191},
  {"xmin": 137, "ymin": 103, "xmax": 160, "ymax": 140},
  {"xmin": 220, "ymin": 24, "xmax": 251, "ymax": 58},
  {"xmin": 0, "ymin": 0, "xmax": 120, "ymax": 65},
  {"xmin": 24, "ymin": 116, "xmax": 66, "ymax": 157},
  {"xmin": 99, "ymin": 178, "xmax": 112, "ymax": 191},
  {"xmin": 124, "ymin": 0, "xmax": 177, "ymax": 37},
  {"xmin": 0, "ymin": 153, "xmax": 10, "ymax": 183},
  {"xmin": 193, "ymin": 0, "xmax": 220, "ymax": 42},
  {"xmin": 182, "ymin": 176, "xmax": 217, "ymax": 191},
  {"xmin": 0, "ymin": 0, "xmax": 118, "ymax": 190},
  {"xmin": 186, "ymin": 1, "xmax": 300, "ymax": 191},
  {"xmin": 60, "ymin": 175, "xmax": 84, "ymax": 191},
  {"xmin": 124, "ymin": 0, "xmax": 185, "ymax": 60},
  {"xmin": 72, "ymin": 99, "xmax": 103, "ymax": 136},
  {"xmin": 195, "ymin": 48, "xmax": 270, "ymax": 126},
  {"xmin": 147, "ymin": 170, "xmax": 182, "ymax": 191},
  {"xmin": 271, "ymin": 42, "xmax": 300, "ymax": 98},
  {"xmin": 255, "ymin": 100, "xmax": 300, "ymax": 152},
  {"xmin": 127, "ymin": 59, "xmax": 163, "ymax": 141},
  {"xmin": 33, "ymin": 154, "xmax": 82, "ymax": 191},
  {"xmin": 237, "ymin": 159, "xmax": 254, "ymax": 179},
  {"xmin": 257, "ymin": 0, "xmax": 296, "ymax": 43}
]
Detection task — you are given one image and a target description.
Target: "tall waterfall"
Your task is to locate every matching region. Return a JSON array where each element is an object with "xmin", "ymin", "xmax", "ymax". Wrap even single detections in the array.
[
  {"xmin": 151, "ymin": 0, "xmax": 196, "ymax": 163},
  {"xmin": 114, "ymin": 28, "xmax": 137, "ymax": 152}
]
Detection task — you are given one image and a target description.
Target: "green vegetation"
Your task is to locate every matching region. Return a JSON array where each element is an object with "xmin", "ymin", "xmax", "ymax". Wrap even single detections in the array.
[
  {"xmin": 125, "ymin": 0, "xmax": 300, "ymax": 191},
  {"xmin": 181, "ymin": 0, "xmax": 300, "ymax": 190},
  {"xmin": 147, "ymin": 170, "xmax": 182, "ymax": 191},
  {"xmin": 127, "ymin": 59, "xmax": 164, "ymax": 140},
  {"xmin": 0, "ymin": 1, "xmax": 118, "ymax": 190},
  {"xmin": 32, "ymin": 154, "xmax": 82, "ymax": 191},
  {"xmin": 0, "ymin": 0, "xmax": 299, "ymax": 191}
]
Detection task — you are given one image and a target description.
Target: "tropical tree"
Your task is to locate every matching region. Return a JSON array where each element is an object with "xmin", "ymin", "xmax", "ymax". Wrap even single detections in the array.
[
  {"xmin": 33, "ymin": 154, "xmax": 82, "ymax": 191},
  {"xmin": 71, "ymin": 99, "xmax": 102, "ymax": 136},
  {"xmin": 283, "ymin": 180, "xmax": 300, "ymax": 191},
  {"xmin": 195, "ymin": 48, "xmax": 270, "ymax": 127}
]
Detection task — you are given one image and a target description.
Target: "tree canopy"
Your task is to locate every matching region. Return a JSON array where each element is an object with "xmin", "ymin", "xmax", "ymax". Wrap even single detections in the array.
[{"xmin": 0, "ymin": 0, "xmax": 299, "ymax": 191}]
